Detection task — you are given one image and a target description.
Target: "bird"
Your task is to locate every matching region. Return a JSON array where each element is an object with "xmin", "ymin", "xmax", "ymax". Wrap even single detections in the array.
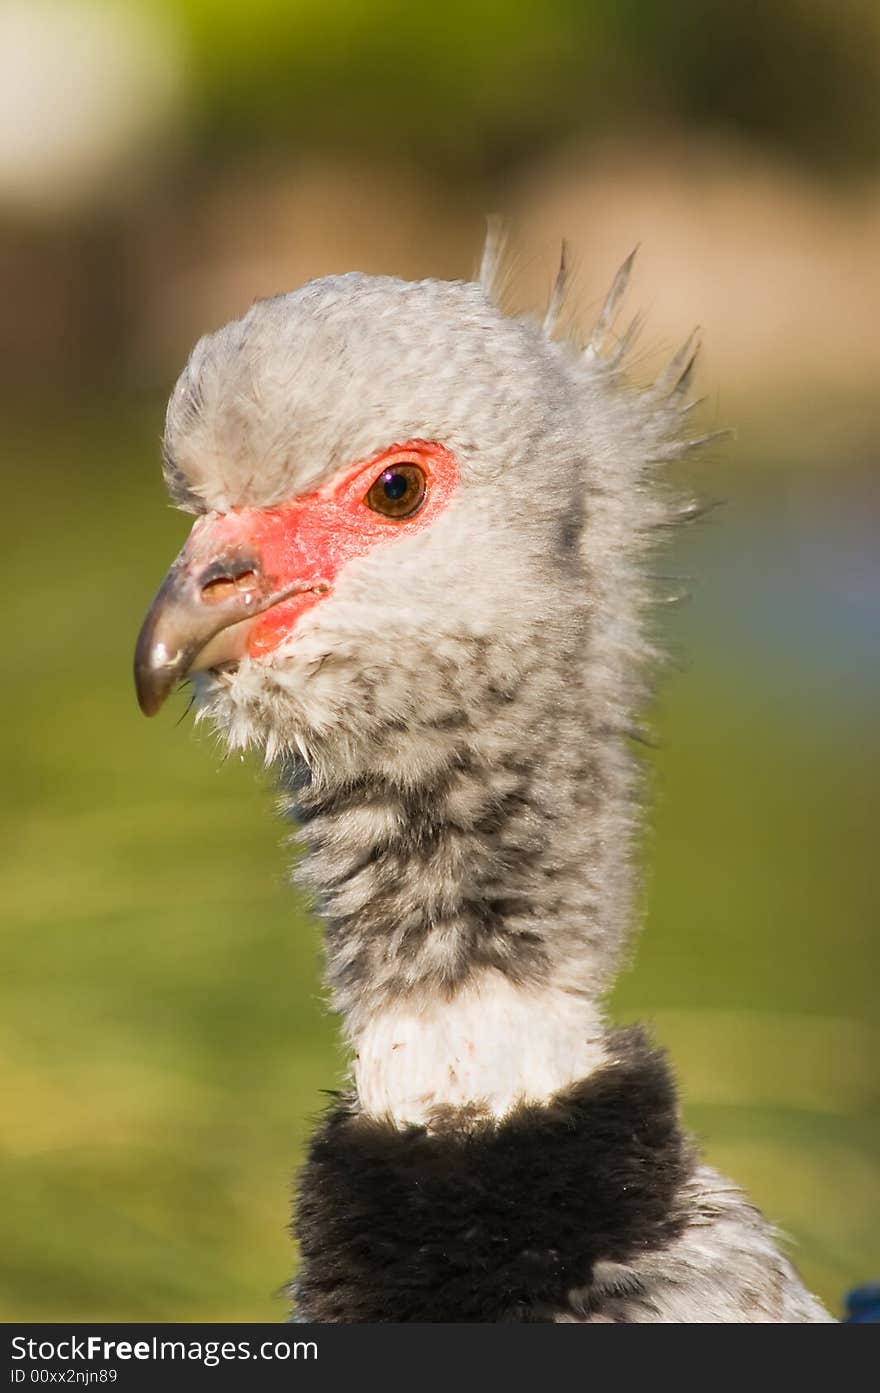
[{"xmin": 134, "ymin": 233, "xmax": 833, "ymax": 1322}]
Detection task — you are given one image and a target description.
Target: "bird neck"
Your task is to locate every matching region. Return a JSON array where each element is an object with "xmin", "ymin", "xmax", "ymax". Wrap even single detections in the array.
[{"xmin": 281, "ymin": 643, "xmax": 639, "ymax": 1116}]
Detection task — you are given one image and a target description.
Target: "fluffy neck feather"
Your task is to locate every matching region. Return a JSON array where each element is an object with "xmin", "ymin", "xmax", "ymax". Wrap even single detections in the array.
[
  {"xmin": 279, "ymin": 616, "xmax": 640, "ymax": 1116},
  {"xmin": 352, "ymin": 973, "xmax": 608, "ymax": 1126}
]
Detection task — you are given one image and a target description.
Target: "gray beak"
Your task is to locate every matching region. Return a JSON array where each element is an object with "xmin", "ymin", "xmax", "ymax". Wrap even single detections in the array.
[{"xmin": 134, "ymin": 523, "xmax": 314, "ymax": 716}]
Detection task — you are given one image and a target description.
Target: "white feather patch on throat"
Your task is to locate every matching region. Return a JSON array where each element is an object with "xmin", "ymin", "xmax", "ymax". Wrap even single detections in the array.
[{"xmin": 353, "ymin": 972, "xmax": 607, "ymax": 1127}]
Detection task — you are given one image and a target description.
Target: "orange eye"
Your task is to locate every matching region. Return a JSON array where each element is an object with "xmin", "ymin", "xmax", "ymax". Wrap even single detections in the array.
[{"xmin": 364, "ymin": 462, "xmax": 427, "ymax": 520}]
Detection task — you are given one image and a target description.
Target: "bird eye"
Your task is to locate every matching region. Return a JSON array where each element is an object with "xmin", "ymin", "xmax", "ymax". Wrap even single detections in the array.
[{"xmin": 364, "ymin": 462, "xmax": 427, "ymax": 520}]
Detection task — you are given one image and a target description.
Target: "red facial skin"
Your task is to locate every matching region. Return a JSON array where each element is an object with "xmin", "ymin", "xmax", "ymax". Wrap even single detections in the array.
[{"xmin": 188, "ymin": 440, "xmax": 458, "ymax": 659}]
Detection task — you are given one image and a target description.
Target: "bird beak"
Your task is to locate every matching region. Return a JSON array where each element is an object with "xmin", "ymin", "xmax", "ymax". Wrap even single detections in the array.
[{"xmin": 134, "ymin": 510, "xmax": 317, "ymax": 716}]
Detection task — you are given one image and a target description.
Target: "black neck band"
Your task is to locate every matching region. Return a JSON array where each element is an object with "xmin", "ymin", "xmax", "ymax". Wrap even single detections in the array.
[{"xmin": 293, "ymin": 1026, "xmax": 694, "ymax": 1322}]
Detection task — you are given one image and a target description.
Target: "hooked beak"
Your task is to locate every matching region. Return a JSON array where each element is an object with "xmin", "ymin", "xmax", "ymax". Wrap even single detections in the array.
[{"xmin": 134, "ymin": 513, "xmax": 319, "ymax": 717}]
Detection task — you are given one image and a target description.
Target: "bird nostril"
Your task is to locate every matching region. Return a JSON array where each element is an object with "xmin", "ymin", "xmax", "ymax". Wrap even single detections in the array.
[{"xmin": 200, "ymin": 569, "xmax": 259, "ymax": 604}]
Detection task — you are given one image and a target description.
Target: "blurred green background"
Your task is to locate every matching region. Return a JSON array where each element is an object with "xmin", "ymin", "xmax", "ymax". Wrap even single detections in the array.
[{"xmin": 1, "ymin": 0, "xmax": 877, "ymax": 1321}]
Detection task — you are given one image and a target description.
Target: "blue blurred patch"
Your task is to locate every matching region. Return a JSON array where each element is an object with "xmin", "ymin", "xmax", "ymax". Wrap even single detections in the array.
[{"xmin": 845, "ymin": 1284, "xmax": 880, "ymax": 1323}]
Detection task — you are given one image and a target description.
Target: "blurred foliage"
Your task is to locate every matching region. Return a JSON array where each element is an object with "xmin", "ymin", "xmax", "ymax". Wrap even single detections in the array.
[
  {"xmin": 0, "ymin": 403, "xmax": 876, "ymax": 1319},
  {"xmin": 611, "ymin": 0, "xmax": 880, "ymax": 171},
  {"xmin": 154, "ymin": 0, "xmax": 880, "ymax": 175}
]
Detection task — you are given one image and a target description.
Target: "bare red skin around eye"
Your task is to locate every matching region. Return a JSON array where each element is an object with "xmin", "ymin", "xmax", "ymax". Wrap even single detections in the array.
[{"xmin": 187, "ymin": 440, "xmax": 458, "ymax": 659}]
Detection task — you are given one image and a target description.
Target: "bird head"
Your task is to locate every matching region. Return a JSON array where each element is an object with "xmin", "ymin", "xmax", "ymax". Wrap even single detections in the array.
[
  {"xmin": 135, "ymin": 248, "xmax": 706, "ymax": 802},
  {"xmin": 135, "ymin": 267, "xmax": 627, "ymax": 776}
]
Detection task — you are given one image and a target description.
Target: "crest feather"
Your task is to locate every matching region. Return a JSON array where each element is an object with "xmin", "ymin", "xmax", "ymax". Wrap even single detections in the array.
[
  {"xmin": 542, "ymin": 240, "xmax": 571, "ymax": 338},
  {"xmin": 478, "ymin": 216, "xmax": 508, "ymax": 304},
  {"xmin": 585, "ymin": 246, "xmax": 639, "ymax": 360},
  {"xmin": 654, "ymin": 328, "xmax": 702, "ymax": 398}
]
